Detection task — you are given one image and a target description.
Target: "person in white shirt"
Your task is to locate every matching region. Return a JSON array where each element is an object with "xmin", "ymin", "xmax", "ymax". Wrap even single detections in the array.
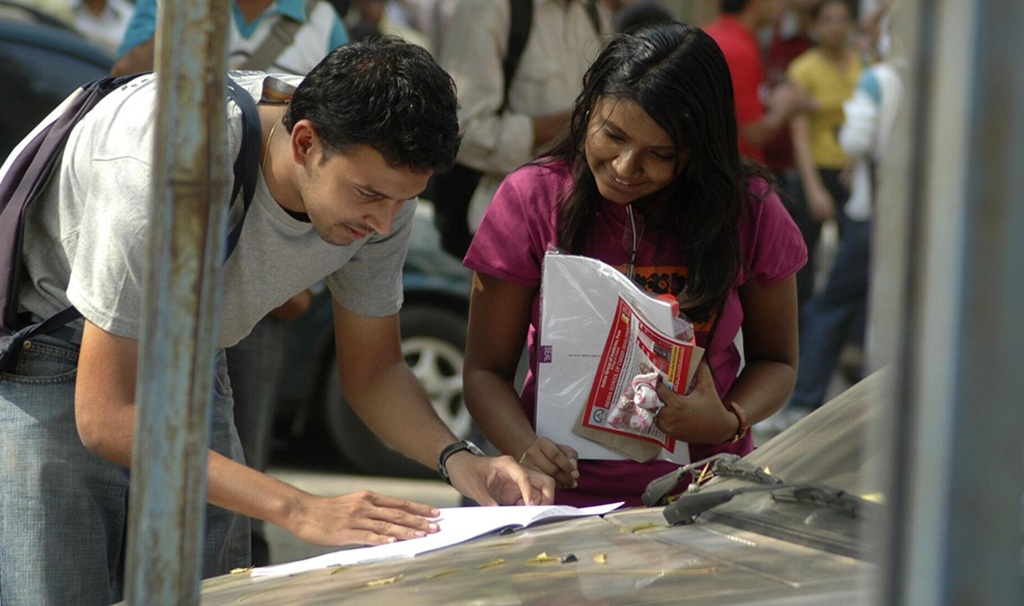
[
  {"xmin": 438, "ymin": 0, "xmax": 610, "ymax": 241},
  {"xmin": 19, "ymin": 0, "xmax": 134, "ymax": 54}
]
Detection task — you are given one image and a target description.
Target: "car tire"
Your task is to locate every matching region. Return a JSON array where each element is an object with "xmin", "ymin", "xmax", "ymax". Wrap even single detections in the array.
[{"xmin": 322, "ymin": 304, "xmax": 480, "ymax": 478}]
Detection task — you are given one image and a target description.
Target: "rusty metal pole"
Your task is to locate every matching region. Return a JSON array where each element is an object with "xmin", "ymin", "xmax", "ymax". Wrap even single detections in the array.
[{"xmin": 124, "ymin": 0, "xmax": 232, "ymax": 603}]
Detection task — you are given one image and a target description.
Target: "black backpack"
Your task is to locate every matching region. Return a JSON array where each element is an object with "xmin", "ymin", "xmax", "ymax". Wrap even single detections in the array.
[
  {"xmin": 0, "ymin": 74, "xmax": 261, "ymax": 371},
  {"xmin": 432, "ymin": 0, "xmax": 600, "ymax": 260}
]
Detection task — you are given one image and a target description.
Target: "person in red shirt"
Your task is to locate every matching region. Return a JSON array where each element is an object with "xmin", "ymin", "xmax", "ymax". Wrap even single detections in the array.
[
  {"xmin": 763, "ymin": 0, "xmax": 818, "ymax": 174},
  {"xmin": 763, "ymin": 0, "xmax": 819, "ymax": 307},
  {"xmin": 703, "ymin": 0, "xmax": 809, "ymax": 163}
]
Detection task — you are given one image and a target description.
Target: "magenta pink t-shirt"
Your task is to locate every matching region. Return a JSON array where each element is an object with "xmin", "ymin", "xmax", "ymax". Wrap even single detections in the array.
[{"xmin": 464, "ymin": 161, "xmax": 807, "ymax": 506}]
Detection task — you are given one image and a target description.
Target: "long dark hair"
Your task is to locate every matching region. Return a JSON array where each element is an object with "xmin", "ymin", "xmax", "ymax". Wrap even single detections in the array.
[{"xmin": 549, "ymin": 21, "xmax": 767, "ymax": 323}]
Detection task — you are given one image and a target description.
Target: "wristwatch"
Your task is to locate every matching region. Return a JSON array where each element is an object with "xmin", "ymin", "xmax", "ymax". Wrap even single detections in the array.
[{"xmin": 437, "ymin": 439, "xmax": 485, "ymax": 484}]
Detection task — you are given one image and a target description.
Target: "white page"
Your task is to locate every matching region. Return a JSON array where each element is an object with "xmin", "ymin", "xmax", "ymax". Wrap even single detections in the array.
[
  {"xmin": 251, "ymin": 502, "xmax": 624, "ymax": 578},
  {"xmin": 536, "ymin": 254, "xmax": 690, "ymax": 464}
]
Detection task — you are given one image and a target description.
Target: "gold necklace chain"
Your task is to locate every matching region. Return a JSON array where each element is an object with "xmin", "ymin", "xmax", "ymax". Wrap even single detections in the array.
[{"xmin": 261, "ymin": 117, "xmax": 282, "ymax": 170}]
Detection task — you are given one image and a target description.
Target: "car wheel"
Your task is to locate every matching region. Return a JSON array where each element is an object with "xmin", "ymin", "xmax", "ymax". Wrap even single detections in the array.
[{"xmin": 323, "ymin": 304, "xmax": 478, "ymax": 478}]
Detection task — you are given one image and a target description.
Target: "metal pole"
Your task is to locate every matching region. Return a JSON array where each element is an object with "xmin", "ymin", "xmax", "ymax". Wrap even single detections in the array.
[
  {"xmin": 866, "ymin": 0, "xmax": 934, "ymax": 602},
  {"xmin": 873, "ymin": 1, "xmax": 1024, "ymax": 604},
  {"xmin": 124, "ymin": 0, "xmax": 231, "ymax": 603}
]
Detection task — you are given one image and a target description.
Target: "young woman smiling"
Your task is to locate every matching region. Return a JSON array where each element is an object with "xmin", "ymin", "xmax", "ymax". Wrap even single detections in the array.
[{"xmin": 462, "ymin": 22, "xmax": 808, "ymax": 506}]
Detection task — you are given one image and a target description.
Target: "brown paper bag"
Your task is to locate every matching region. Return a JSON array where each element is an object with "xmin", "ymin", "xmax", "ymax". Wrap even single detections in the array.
[{"xmin": 572, "ymin": 411, "xmax": 664, "ymax": 462}]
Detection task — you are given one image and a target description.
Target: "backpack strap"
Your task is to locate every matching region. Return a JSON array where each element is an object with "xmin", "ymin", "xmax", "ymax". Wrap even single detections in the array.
[
  {"xmin": 501, "ymin": 0, "xmax": 532, "ymax": 113},
  {"xmin": 430, "ymin": 0, "xmax": 532, "ymax": 260},
  {"xmin": 0, "ymin": 76, "xmax": 261, "ymax": 357},
  {"xmin": 225, "ymin": 77, "xmax": 262, "ymax": 259},
  {"xmin": 582, "ymin": 0, "xmax": 601, "ymax": 36},
  {"xmin": 435, "ymin": 0, "xmax": 599, "ymax": 260},
  {"xmin": 501, "ymin": 0, "xmax": 601, "ymax": 111},
  {"xmin": 0, "ymin": 75, "xmax": 142, "ymax": 337},
  {"xmin": 240, "ymin": 0, "xmax": 316, "ymax": 72}
]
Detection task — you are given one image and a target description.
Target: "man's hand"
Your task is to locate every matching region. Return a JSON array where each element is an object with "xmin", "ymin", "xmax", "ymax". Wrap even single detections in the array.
[
  {"xmin": 806, "ymin": 183, "xmax": 836, "ymax": 221},
  {"xmin": 284, "ymin": 490, "xmax": 442, "ymax": 547},
  {"xmin": 765, "ymin": 81, "xmax": 809, "ymax": 120},
  {"xmin": 531, "ymin": 111, "xmax": 572, "ymax": 153},
  {"xmin": 110, "ymin": 38, "xmax": 155, "ymax": 77},
  {"xmin": 515, "ymin": 437, "xmax": 579, "ymax": 490},
  {"xmin": 744, "ymin": 82, "xmax": 817, "ymax": 148},
  {"xmin": 268, "ymin": 289, "xmax": 313, "ymax": 322},
  {"xmin": 445, "ymin": 453, "xmax": 556, "ymax": 506}
]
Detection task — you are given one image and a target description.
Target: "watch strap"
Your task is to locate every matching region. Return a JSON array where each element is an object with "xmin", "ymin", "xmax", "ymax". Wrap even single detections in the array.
[{"xmin": 437, "ymin": 439, "xmax": 484, "ymax": 484}]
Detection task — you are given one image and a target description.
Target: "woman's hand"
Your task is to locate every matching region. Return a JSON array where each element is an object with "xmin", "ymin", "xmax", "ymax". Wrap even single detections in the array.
[
  {"xmin": 654, "ymin": 361, "xmax": 737, "ymax": 445},
  {"xmin": 517, "ymin": 437, "xmax": 579, "ymax": 490}
]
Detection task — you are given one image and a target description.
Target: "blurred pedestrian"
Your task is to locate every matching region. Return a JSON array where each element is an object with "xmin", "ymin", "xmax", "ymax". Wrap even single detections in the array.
[
  {"xmin": 346, "ymin": 0, "xmax": 432, "ymax": 53},
  {"xmin": 787, "ymin": 4, "xmax": 902, "ymax": 415},
  {"xmin": 401, "ymin": 0, "xmax": 458, "ymax": 54},
  {"xmin": 788, "ymin": 0, "xmax": 861, "ymax": 227},
  {"xmin": 112, "ymin": 0, "xmax": 349, "ymax": 76},
  {"xmin": 772, "ymin": 0, "xmax": 863, "ymax": 428},
  {"xmin": 762, "ymin": 0, "xmax": 819, "ymax": 308},
  {"xmin": 462, "ymin": 22, "xmax": 806, "ymax": 506},
  {"xmin": 19, "ymin": 0, "xmax": 133, "ymax": 54},
  {"xmin": 703, "ymin": 0, "xmax": 810, "ymax": 165},
  {"xmin": 436, "ymin": 0, "xmax": 610, "ymax": 257}
]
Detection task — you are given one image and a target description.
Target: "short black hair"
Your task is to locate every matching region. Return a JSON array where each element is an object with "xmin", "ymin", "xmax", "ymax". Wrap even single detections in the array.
[{"xmin": 284, "ymin": 36, "xmax": 461, "ymax": 173}]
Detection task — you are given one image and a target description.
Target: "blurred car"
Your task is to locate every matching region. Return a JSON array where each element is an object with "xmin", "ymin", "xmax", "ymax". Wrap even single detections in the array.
[
  {"xmin": 0, "ymin": 1, "xmax": 114, "ymax": 161},
  {"xmin": 0, "ymin": 4, "xmax": 478, "ymax": 479},
  {"xmin": 273, "ymin": 202, "xmax": 477, "ymax": 478},
  {"xmin": 203, "ymin": 372, "xmax": 883, "ymax": 604}
]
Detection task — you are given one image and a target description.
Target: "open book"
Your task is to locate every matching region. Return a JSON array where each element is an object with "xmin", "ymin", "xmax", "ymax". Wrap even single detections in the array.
[{"xmin": 251, "ymin": 502, "xmax": 623, "ymax": 578}]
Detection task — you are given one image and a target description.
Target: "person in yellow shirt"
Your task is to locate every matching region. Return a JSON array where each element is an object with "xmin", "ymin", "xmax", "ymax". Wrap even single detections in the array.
[
  {"xmin": 788, "ymin": 0, "xmax": 863, "ymax": 225},
  {"xmin": 781, "ymin": 0, "xmax": 866, "ymax": 424}
]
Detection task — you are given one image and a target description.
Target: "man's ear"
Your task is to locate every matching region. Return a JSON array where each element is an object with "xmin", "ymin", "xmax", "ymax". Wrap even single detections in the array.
[{"xmin": 290, "ymin": 119, "xmax": 319, "ymax": 164}]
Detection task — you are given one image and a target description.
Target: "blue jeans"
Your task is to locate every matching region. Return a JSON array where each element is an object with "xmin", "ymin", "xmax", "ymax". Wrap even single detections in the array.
[
  {"xmin": 0, "ymin": 335, "xmax": 250, "ymax": 606},
  {"xmin": 225, "ymin": 314, "xmax": 288, "ymax": 566},
  {"xmin": 789, "ymin": 212, "xmax": 873, "ymax": 411}
]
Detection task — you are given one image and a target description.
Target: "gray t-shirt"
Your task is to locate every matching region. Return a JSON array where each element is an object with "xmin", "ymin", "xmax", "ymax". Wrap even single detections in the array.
[{"xmin": 20, "ymin": 73, "xmax": 412, "ymax": 347}]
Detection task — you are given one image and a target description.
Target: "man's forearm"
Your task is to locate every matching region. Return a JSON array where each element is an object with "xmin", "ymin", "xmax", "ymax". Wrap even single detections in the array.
[
  {"xmin": 341, "ymin": 362, "xmax": 458, "ymax": 471},
  {"xmin": 207, "ymin": 450, "xmax": 303, "ymax": 525},
  {"xmin": 741, "ymin": 107, "xmax": 791, "ymax": 149}
]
